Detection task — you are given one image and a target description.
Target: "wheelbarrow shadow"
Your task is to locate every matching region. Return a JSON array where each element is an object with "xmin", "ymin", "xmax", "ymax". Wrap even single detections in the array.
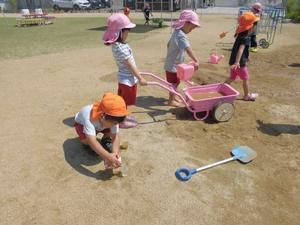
[
  {"xmin": 63, "ymin": 138, "xmax": 114, "ymax": 180},
  {"xmin": 256, "ymin": 120, "xmax": 300, "ymax": 136},
  {"xmin": 135, "ymin": 95, "xmax": 215, "ymax": 124}
]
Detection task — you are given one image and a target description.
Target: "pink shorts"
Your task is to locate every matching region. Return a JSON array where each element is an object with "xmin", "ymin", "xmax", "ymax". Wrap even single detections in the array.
[
  {"xmin": 74, "ymin": 122, "xmax": 110, "ymax": 140},
  {"xmin": 230, "ymin": 67, "xmax": 249, "ymax": 80},
  {"xmin": 166, "ymin": 71, "xmax": 180, "ymax": 87},
  {"xmin": 118, "ymin": 83, "xmax": 137, "ymax": 106}
]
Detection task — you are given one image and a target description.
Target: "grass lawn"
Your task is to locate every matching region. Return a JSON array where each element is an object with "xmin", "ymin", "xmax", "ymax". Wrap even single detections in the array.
[{"xmin": 0, "ymin": 17, "xmax": 162, "ymax": 60}]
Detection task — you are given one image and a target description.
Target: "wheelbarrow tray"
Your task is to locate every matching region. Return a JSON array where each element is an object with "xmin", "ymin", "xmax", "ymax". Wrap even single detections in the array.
[{"xmin": 183, "ymin": 83, "xmax": 239, "ymax": 113}]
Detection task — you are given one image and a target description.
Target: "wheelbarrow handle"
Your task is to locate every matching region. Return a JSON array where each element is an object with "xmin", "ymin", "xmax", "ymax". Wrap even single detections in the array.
[{"xmin": 140, "ymin": 72, "xmax": 189, "ymax": 107}]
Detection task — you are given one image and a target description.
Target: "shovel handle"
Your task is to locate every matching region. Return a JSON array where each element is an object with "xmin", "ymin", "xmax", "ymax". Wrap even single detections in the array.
[
  {"xmin": 196, "ymin": 156, "xmax": 237, "ymax": 172},
  {"xmin": 175, "ymin": 167, "xmax": 197, "ymax": 182},
  {"xmin": 175, "ymin": 156, "xmax": 238, "ymax": 182}
]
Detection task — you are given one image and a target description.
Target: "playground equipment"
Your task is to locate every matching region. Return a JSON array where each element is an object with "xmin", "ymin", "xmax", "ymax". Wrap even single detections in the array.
[{"xmin": 257, "ymin": 6, "xmax": 285, "ymax": 49}]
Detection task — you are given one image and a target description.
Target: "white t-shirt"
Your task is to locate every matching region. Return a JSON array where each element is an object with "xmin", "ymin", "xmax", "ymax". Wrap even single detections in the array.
[
  {"xmin": 164, "ymin": 29, "xmax": 190, "ymax": 73},
  {"xmin": 112, "ymin": 42, "xmax": 138, "ymax": 87},
  {"xmin": 75, "ymin": 105, "xmax": 118, "ymax": 136}
]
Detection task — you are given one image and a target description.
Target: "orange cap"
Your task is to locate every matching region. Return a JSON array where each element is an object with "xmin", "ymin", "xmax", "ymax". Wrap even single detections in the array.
[
  {"xmin": 236, "ymin": 12, "xmax": 260, "ymax": 34},
  {"xmin": 90, "ymin": 93, "xmax": 128, "ymax": 121}
]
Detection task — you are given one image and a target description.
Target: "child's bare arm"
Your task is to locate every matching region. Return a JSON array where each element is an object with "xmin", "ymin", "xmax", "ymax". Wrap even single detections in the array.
[
  {"xmin": 231, "ymin": 44, "xmax": 245, "ymax": 69},
  {"xmin": 111, "ymin": 133, "xmax": 120, "ymax": 155},
  {"xmin": 185, "ymin": 47, "xmax": 199, "ymax": 70},
  {"xmin": 86, "ymin": 134, "xmax": 121, "ymax": 168},
  {"xmin": 124, "ymin": 59, "xmax": 147, "ymax": 86}
]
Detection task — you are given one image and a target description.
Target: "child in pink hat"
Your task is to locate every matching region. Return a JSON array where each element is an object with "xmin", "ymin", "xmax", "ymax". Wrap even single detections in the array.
[
  {"xmin": 250, "ymin": 2, "xmax": 263, "ymax": 52},
  {"xmin": 164, "ymin": 10, "xmax": 200, "ymax": 107},
  {"xmin": 103, "ymin": 13, "xmax": 147, "ymax": 128}
]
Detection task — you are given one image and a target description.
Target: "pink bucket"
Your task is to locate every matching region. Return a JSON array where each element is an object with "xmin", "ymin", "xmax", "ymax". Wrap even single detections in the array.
[{"xmin": 176, "ymin": 63, "xmax": 195, "ymax": 81}]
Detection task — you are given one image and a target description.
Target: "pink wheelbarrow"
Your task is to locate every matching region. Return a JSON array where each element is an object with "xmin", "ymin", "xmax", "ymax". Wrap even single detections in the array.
[{"xmin": 140, "ymin": 71, "xmax": 239, "ymax": 122}]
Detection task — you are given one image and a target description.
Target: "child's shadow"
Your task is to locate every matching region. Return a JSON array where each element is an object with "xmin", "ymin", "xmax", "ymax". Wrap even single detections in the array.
[
  {"xmin": 256, "ymin": 120, "xmax": 300, "ymax": 136},
  {"xmin": 62, "ymin": 117, "xmax": 75, "ymax": 127},
  {"xmin": 63, "ymin": 138, "xmax": 113, "ymax": 180}
]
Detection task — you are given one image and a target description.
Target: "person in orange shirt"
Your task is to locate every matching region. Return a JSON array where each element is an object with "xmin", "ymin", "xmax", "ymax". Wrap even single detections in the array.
[{"xmin": 74, "ymin": 93, "xmax": 128, "ymax": 169}]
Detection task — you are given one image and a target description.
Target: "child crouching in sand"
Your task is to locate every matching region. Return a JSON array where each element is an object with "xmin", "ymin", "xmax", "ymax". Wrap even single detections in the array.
[{"xmin": 74, "ymin": 93, "xmax": 128, "ymax": 169}]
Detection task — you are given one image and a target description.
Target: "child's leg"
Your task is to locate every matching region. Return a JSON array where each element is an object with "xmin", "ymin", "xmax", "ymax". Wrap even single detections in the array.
[
  {"xmin": 117, "ymin": 83, "xmax": 137, "ymax": 106},
  {"xmin": 118, "ymin": 83, "xmax": 138, "ymax": 128},
  {"xmin": 225, "ymin": 67, "xmax": 237, "ymax": 85},
  {"xmin": 238, "ymin": 66, "xmax": 257, "ymax": 100},
  {"xmin": 242, "ymin": 79, "xmax": 249, "ymax": 98},
  {"xmin": 74, "ymin": 122, "xmax": 88, "ymax": 145},
  {"xmin": 165, "ymin": 71, "xmax": 184, "ymax": 107}
]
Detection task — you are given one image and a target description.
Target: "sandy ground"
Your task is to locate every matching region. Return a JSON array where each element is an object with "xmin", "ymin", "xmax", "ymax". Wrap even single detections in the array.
[{"xmin": 0, "ymin": 13, "xmax": 300, "ymax": 225}]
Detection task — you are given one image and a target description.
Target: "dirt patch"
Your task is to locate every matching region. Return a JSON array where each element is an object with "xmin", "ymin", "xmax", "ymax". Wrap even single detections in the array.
[{"xmin": 0, "ymin": 14, "xmax": 299, "ymax": 225}]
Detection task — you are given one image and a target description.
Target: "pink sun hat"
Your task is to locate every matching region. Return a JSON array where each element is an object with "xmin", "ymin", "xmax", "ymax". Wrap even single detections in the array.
[
  {"xmin": 251, "ymin": 2, "xmax": 263, "ymax": 13},
  {"xmin": 103, "ymin": 13, "xmax": 136, "ymax": 44},
  {"xmin": 172, "ymin": 10, "xmax": 201, "ymax": 30}
]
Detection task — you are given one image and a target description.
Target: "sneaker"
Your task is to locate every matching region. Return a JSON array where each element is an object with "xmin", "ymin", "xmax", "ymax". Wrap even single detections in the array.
[
  {"xmin": 119, "ymin": 116, "xmax": 138, "ymax": 129},
  {"xmin": 243, "ymin": 93, "xmax": 258, "ymax": 101},
  {"xmin": 100, "ymin": 136, "xmax": 112, "ymax": 153},
  {"xmin": 250, "ymin": 47, "xmax": 258, "ymax": 53}
]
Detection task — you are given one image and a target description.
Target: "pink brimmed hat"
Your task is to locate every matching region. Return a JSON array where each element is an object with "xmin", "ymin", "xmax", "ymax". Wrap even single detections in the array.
[
  {"xmin": 251, "ymin": 2, "xmax": 263, "ymax": 13},
  {"xmin": 172, "ymin": 10, "xmax": 201, "ymax": 30},
  {"xmin": 103, "ymin": 13, "xmax": 136, "ymax": 44}
]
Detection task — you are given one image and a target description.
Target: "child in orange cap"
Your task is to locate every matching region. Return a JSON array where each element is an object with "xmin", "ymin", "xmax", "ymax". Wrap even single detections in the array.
[
  {"xmin": 74, "ymin": 93, "xmax": 128, "ymax": 169},
  {"xmin": 225, "ymin": 12, "xmax": 259, "ymax": 101},
  {"xmin": 103, "ymin": 13, "xmax": 147, "ymax": 128}
]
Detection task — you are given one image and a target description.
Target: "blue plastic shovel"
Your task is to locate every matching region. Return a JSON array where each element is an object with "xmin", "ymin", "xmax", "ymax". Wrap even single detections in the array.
[{"xmin": 175, "ymin": 146, "xmax": 257, "ymax": 182}]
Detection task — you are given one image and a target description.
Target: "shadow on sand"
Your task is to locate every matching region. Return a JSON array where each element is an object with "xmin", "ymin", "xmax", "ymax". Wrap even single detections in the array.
[
  {"xmin": 62, "ymin": 116, "xmax": 75, "ymax": 127},
  {"xmin": 256, "ymin": 120, "xmax": 300, "ymax": 136},
  {"xmin": 135, "ymin": 95, "xmax": 216, "ymax": 124},
  {"xmin": 63, "ymin": 138, "xmax": 114, "ymax": 180}
]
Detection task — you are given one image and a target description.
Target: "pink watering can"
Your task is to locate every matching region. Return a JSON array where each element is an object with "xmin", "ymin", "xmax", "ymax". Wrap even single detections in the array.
[
  {"xmin": 209, "ymin": 53, "xmax": 224, "ymax": 64},
  {"xmin": 176, "ymin": 62, "xmax": 197, "ymax": 81}
]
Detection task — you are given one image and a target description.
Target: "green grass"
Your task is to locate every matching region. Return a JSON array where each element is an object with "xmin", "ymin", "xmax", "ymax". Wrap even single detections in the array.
[{"xmin": 0, "ymin": 17, "xmax": 159, "ymax": 60}]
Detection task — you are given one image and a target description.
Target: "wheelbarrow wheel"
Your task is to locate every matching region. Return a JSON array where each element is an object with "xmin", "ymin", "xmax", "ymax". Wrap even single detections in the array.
[
  {"xmin": 259, "ymin": 38, "xmax": 269, "ymax": 49},
  {"xmin": 213, "ymin": 102, "xmax": 235, "ymax": 122}
]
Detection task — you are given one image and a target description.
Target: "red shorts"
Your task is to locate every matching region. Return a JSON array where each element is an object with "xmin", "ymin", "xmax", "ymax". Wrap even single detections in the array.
[
  {"xmin": 230, "ymin": 67, "xmax": 249, "ymax": 80},
  {"xmin": 118, "ymin": 83, "xmax": 137, "ymax": 106},
  {"xmin": 74, "ymin": 122, "xmax": 110, "ymax": 140},
  {"xmin": 166, "ymin": 71, "xmax": 180, "ymax": 87}
]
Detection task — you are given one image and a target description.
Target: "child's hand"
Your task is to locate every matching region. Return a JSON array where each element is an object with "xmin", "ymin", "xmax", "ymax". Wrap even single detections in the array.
[
  {"xmin": 230, "ymin": 62, "xmax": 240, "ymax": 70},
  {"xmin": 193, "ymin": 61, "xmax": 199, "ymax": 71},
  {"xmin": 139, "ymin": 77, "xmax": 148, "ymax": 86},
  {"xmin": 107, "ymin": 153, "xmax": 122, "ymax": 169}
]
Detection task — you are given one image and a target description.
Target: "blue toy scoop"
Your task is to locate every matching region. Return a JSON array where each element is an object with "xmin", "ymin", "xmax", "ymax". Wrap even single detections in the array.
[{"xmin": 175, "ymin": 146, "xmax": 257, "ymax": 182}]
